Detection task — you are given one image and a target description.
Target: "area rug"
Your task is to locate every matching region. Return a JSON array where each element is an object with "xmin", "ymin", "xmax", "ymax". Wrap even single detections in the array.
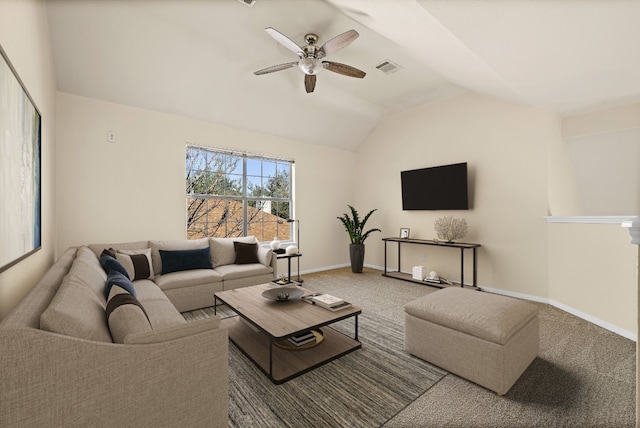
[{"xmin": 183, "ymin": 307, "xmax": 447, "ymax": 427}]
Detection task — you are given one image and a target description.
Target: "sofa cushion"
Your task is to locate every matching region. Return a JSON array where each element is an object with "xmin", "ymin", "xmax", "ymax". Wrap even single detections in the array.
[
  {"xmin": 131, "ymin": 279, "xmax": 168, "ymax": 300},
  {"xmin": 129, "ymin": 280, "xmax": 188, "ymax": 329},
  {"xmin": 160, "ymin": 247, "xmax": 212, "ymax": 274},
  {"xmin": 99, "ymin": 252, "xmax": 130, "ymax": 280},
  {"xmin": 154, "ymin": 269, "xmax": 223, "ymax": 292},
  {"xmin": 214, "ymin": 263, "xmax": 273, "ymax": 281},
  {"xmin": 73, "ymin": 246, "xmax": 109, "ymax": 299},
  {"xmin": 40, "ymin": 271, "xmax": 113, "ymax": 343},
  {"xmin": 233, "ymin": 241, "xmax": 259, "ymax": 264},
  {"xmin": 88, "ymin": 240, "xmax": 151, "ymax": 257},
  {"xmin": 150, "ymin": 238, "xmax": 211, "ymax": 275},
  {"xmin": 106, "ymin": 285, "xmax": 152, "ymax": 343},
  {"xmin": 115, "ymin": 248, "xmax": 154, "ymax": 281},
  {"xmin": 211, "ymin": 236, "xmax": 257, "ymax": 267},
  {"xmin": 105, "ymin": 270, "xmax": 137, "ymax": 299},
  {"xmin": 142, "ymin": 298, "xmax": 188, "ymax": 330}
]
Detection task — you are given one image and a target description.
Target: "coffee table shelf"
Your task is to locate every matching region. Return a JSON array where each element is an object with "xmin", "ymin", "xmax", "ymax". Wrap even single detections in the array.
[{"xmin": 222, "ymin": 317, "xmax": 360, "ymax": 384}]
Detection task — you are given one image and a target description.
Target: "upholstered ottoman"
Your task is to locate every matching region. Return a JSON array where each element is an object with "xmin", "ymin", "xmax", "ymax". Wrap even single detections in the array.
[{"xmin": 404, "ymin": 287, "xmax": 539, "ymax": 395}]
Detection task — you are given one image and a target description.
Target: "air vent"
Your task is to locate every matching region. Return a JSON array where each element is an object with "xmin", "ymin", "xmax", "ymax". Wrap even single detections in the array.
[
  {"xmin": 237, "ymin": 0, "xmax": 256, "ymax": 7},
  {"xmin": 375, "ymin": 60, "xmax": 402, "ymax": 74}
]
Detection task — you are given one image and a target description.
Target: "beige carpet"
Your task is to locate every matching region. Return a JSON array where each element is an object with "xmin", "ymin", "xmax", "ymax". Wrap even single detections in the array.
[
  {"xmin": 303, "ymin": 267, "xmax": 636, "ymax": 428},
  {"xmin": 185, "ymin": 267, "xmax": 635, "ymax": 427}
]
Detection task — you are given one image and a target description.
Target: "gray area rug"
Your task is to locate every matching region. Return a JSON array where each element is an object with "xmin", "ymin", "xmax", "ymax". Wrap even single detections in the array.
[
  {"xmin": 184, "ymin": 267, "xmax": 636, "ymax": 427},
  {"xmin": 184, "ymin": 307, "xmax": 446, "ymax": 427}
]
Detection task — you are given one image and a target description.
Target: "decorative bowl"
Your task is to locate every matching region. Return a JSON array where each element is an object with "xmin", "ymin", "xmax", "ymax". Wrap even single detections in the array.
[{"xmin": 261, "ymin": 287, "xmax": 304, "ymax": 301}]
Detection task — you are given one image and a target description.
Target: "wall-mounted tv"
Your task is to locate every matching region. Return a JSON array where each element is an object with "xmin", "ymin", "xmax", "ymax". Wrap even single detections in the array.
[{"xmin": 401, "ymin": 162, "xmax": 469, "ymax": 210}]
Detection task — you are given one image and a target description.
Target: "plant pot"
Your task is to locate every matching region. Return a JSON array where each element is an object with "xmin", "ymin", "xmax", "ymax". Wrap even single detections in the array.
[{"xmin": 349, "ymin": 243, "xmax": 365, "ymax": 273}]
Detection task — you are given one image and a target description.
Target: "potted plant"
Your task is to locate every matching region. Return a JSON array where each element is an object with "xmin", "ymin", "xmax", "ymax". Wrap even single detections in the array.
[{"xmin": 337, "ymin": 205, "xmax": 381, "ymax": 273}]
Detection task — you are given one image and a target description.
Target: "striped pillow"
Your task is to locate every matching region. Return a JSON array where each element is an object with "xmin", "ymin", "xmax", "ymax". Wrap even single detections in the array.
[
  {"xmin": 115, "ymin": 248, "xmax": 154, "ymax": 281},
  {"xmin": 106, "ymin": 285, "xmax": 152, "ymax": 343}
]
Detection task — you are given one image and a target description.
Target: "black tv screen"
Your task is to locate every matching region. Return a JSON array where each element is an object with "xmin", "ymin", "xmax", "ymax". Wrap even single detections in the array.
[{"xmin": 401, "ymin": 162, "xmax": 469, "ymax": 210}]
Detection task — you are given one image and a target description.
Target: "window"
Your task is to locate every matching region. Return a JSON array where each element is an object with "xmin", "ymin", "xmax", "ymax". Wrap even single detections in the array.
[{"xmin": 186, "ymin": 145, "xmax": 293, "ymax": 242}]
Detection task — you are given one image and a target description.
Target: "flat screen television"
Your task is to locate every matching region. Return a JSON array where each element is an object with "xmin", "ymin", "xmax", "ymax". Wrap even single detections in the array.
[{"xmin": 401, "ymin": 162, "xmax": 469, "ymax": 210}]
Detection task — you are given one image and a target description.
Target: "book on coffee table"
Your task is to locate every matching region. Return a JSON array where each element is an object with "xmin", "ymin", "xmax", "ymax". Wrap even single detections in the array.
[
  {"xmin": 287, "ymin": 331, "xmax": 316, "ymax": 346},
  {"xmin": 311, "ymin": 294, "xmax": 352, "ymax": 311}
]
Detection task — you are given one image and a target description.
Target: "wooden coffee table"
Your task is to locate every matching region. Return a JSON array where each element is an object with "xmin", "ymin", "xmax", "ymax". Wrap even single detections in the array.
[{"xmin": 214, "ymin": 283, "xmax": 361, "ymax": 384}]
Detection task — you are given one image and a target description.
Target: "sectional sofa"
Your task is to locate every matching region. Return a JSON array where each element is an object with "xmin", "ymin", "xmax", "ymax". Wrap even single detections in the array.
[{"xmin": 0, "ymin": 236, "xmax": 277, "ymax": 427}]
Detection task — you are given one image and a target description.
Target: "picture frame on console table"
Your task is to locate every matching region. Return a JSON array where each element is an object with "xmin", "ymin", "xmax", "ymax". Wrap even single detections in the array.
[
  {"xmin": 400, "ymin": 228, "xmax": 410, "ymax": 239},
  {"xmin": 0, "ymin": 45, "xmax": 42, "ymax": 272}
]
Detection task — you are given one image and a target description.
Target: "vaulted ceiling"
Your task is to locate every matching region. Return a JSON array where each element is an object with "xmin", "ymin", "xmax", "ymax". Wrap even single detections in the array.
[{"xmin": 45, "ymin": 0, "xmax": 640, "ymax": 151}]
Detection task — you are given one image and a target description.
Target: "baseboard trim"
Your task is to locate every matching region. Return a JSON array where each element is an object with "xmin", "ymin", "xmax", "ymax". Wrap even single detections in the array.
[
  {"xmin": 481, "ymin": 285, "xmax": 637, "ymax": 342},
  {"xmin": 301, "ymin": 265, "xmax": 636, "ymax": 342}
]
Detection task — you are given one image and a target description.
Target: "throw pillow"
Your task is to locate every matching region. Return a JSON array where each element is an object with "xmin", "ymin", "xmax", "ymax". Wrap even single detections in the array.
[
  {"xmin": 234, "ymin": 241, "xmax": 259, "ymax": 264},
  {"xmin": 99, "ymin": 251, "xmax": 130, "ymax": 280},
  {"xmin": 105, "ymin": 270, "xmax": 137, "ymax": 299},
  {"xmin": 106, "ymin": 285, "xmax": 152, "ymax": 343},
  {"xmin": 115, "ymin": 248, "xmax": 154, "ymax": 281},
  {"xmin": 102, "ymin": 247, "xmax": 117, "ymax": 258},
  {"xmin": 159, "ymin": 247, "xmax": 212, "ymax": 275}
]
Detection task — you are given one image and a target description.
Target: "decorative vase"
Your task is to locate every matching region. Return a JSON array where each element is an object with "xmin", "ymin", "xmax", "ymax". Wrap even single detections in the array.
[
  {"xmin": 285, "ymin": 245, "xmax": 298, "ymax": 255},
  {"xmin": 349, "ymin": 243, "xmax": 365, "ymax": 273},
  {"xmin": 270, "ymin": 237, "xmax": 281, "ymax": 250}
]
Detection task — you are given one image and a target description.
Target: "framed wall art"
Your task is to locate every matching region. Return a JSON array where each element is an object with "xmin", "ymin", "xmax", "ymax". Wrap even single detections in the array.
[{"xmin": 0, "ymin": 45, "xmax": 42, "ymax": 272}]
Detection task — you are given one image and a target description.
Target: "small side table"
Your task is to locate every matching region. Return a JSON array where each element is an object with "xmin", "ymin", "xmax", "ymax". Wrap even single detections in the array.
[{"xmin": 276, "ymin": 253, "xmax": 302, "ymax": 283}]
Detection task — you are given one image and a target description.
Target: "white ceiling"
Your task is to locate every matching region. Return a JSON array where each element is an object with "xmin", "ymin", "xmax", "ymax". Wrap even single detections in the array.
[{"xmin": 45, "ymin": 0, "xmax": 640, "ymax": 151}]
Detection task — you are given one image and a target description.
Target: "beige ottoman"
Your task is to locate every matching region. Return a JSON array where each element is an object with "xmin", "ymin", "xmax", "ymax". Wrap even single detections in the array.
[{"xmin": 404, "ymin": 287, "xmax": 539, "ymax": 395}]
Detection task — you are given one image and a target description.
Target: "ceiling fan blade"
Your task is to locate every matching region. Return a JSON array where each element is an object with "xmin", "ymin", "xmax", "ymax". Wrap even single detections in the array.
[
  {"xmin": 322, "ymin": 61, "xmax": 366, "ymax": 78},
  {"xmin": 318, "ymin": 30, "xmax": 359, "ymax": 58},
  {"xmin": 265, "ymin": 27, "xmax": 304, "ymax": 57},
  {"xmin": 254, "ymin": 62, "xmax": 298, "ymax": 75},
  {"xmin": 305, "ymin": 74, "xmax": 316, "ymax": 93}
]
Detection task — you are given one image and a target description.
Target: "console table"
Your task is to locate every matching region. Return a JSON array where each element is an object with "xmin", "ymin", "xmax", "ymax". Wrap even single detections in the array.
[{"xmin": 382, "ymin": 237, "xmax": 481, "ymax": 288}]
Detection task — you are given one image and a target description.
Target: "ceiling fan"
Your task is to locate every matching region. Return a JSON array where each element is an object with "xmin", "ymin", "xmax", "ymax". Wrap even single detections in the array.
[{"xmin": 254, "ymin": 27, "xmax": 366, "ymax": 93}]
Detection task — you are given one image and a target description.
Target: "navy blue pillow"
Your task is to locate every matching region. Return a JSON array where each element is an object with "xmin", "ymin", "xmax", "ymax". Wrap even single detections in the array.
[
  {"xmin": 105, "ymin": 270, "xmax": 136, "ymax": 299},
  {"xmin": 159, "ymin": 247, "xmax": 212, "ymax": 275},
  {"xmin": 99, "ymin": 253, "xmax": 130, "ymax": 280}
]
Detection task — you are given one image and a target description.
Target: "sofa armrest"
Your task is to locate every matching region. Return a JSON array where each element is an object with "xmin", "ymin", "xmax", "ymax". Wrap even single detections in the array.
[
  {"xmin": 0, "ymin": 324, "xmax": 228, "ymax": 427},
  {"xmin": 125, "ymin": 316, "xmax": 221, "ymax": 344},
  {"xmin": 257, "ymin": 245, "xmax": 274, "ymax": 268}
]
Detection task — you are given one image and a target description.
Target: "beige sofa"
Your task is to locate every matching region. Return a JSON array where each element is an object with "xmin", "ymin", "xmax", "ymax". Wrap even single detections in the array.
[
  {"xmin": 88, "ymin": 236, "xmax": 277, "ymax": 312},
  {"xmin": 0, "ymin": 236, "xmax": 275, "ymax": 427}
]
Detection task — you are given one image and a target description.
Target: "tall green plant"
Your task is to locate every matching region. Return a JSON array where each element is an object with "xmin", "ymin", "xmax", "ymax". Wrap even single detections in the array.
[{"xmin": 337, "ymin": 205, "xmax": 381, "ymax": 244}]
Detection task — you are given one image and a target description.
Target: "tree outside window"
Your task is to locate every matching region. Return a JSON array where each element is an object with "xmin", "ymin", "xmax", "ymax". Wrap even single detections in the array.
[{"xmin": 186, "ymin": 146, "xmax": 293, "ymax": 241}]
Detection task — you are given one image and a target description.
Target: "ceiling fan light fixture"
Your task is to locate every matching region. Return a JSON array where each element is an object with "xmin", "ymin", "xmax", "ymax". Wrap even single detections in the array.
[{"xmin": 298, "ymin": 57, "xmax": 322, "ymax": 75}]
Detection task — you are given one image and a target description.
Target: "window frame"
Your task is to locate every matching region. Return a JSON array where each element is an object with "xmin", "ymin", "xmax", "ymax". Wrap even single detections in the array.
[{"xmin": 186, "ymin": 145, "xmax": 295, "ymax": 242}]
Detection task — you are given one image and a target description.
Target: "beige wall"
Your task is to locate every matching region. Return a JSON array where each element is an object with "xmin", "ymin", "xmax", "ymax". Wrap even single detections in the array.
[
  {"xmin": 55, "ymin": 93, "xmax": 355, "ymax": 274},
  {"xmin": 355, "ymin": 92, "xmax": 637, "ymax": 338},
  {"xmin": 562, "ymin": 103, "xmax": 640, "ymax": 138},
  {"xmin": 0, "ymin": 0, "xmax": 57, "ymax": 320},
  {"xmin": 355, "ymin": 93, "xmax": 551, "ymax": 297},
  {"xmin": 548, "ymin": 222, "xmax": 636, "ymax": 337}
]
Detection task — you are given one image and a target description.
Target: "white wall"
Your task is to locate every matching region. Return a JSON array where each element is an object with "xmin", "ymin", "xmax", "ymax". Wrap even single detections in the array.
[
  {"xmin": 55, "ymin": 93, "xmax": 355, "ymax": 274},
  {"xmin": 0, "ymin": 0, "xmax": 57, "ymax": 320},
  {"xmin": 562, "ymin": 103, "xmax": 640, "ymax": 216}
]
